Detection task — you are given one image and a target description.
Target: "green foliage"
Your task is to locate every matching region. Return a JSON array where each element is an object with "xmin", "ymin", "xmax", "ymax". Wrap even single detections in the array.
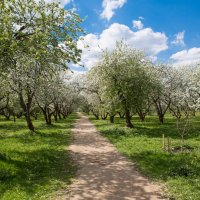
[
  {"xmin": 0, "ymin": 0, "xmax": 83, "ymax": 72},
  {"xmin": 88, "ymin": 42, "xmax": 154, "ymax": 111},
  {"xmin": 0, "ymin": 0, "xmax": 83, "ymax": 131},
  {"xmin": 90, "ymin": 114, "xmax": 200, "ymax": 200},
  {"xmin": 0, "ymin": 114, "xmax": 77, "ymax": 200}
]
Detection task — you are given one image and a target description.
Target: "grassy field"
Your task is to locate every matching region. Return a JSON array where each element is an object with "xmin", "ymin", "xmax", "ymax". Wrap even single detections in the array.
[
  {"xmin": 89, "ymin": 114, "xmax": 200, "ymax": 200},
  {"xmin": 0, "ymin": 114, "xmax": 77, "ymax": 200}
]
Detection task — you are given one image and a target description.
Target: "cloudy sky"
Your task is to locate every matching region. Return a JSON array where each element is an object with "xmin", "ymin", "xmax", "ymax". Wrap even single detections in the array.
[{"xmin": 52, "ymin": 0, "xmax": 200, "ymax": 71}]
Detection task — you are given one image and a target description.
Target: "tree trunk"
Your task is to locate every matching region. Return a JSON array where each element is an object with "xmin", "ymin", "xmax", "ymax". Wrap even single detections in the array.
[
  {"xmin": 181, "ymin": 135, "xmax": 184, "ymax": 153},
  {"xmin": 47, "ymin": 108, "xmax": 52, "ymax": 125},
  {"xmin": 109, "ymin": 115, "xmax": 115, "ymax": 123},
  {"xmin": 58, "ymin": 112, "xmax": 62, "ymax": 119},
  {"xmin": 5, "ymin": 115, "xmax": 10, "ymax": 120},
  {"xmin": 92, "ymin": 110, "xmax": 99, "ymax": 120},
  {"xmin": 139, "ymin": 114, "xmax": 145, "ymax": 122},
  {"xmin": 94, "ymin": 114, "xmax": 99, "ymax": 120},
  {"xmin": 25, "ymin": 111, "xmax": 35, "ymax": 131},
  {"xmin": 125, "ymin": 109, "xmax": 134, "ymax": 128},
  {"xmin": 17, "ymin": 112, "xmax": 23, "ymax": 118},
  {"xmin": 101, "ymin": 112, "xmax": 108, "ymax": 120},
  {"xmin": 158, "ymin": 114, "xmax": 164, "ymax": 124},
  {"xmin": 13, "ymin": 115, "xmax": 16, "ymax": 122},
  {"xmin": 137, "ymin": 111, "xmax": 146, "ymax": 122},
  {"xmin": 54, "ymin": 113, "xmax": 58, "ymax": 121},
  {"xmin": 54, "ymin": 105, "xmax": 60, "ymax": 121},
  {"xmin": 19, "ymin": 92, "xmax": 35, "ymax": 132},
  {"xmin": 118, "ymin": 112, "xmax": 125, "ymax": 118},
  {"xmin": 3, "ymin": 109, "xmax": 10, "ymax": 120},
  {"xmin": 42, "ymin": 109, "xmax": 49, "ymax": 125},
  {"xmin": 47, "ymin": 114, "xmax": 52, "ymax": 125},
  {"xmin": 34, "ymin": 114, "xmax": 38, "ymax": 120},
  {"xmin": 62, "ymin": 114, "xmax": 66, "ymax": 119},
  {"xmin": 44, "ymin": 113, "xmax": 48, "ymax": 124},
  {"xmin": 153, "ymin": 98, "xmax": 170, "ymax": 124}
]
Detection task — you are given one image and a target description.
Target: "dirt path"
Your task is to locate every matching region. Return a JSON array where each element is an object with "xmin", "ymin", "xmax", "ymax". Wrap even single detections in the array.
[{"xmin": 57, "ymin": 113, "xmax": 164, "ymax": 200}]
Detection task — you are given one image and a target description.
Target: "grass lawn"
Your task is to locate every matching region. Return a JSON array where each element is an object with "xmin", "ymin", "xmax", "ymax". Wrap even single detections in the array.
[
  {"xmin": 0, "ymin": 114, "xmax": 77, "ymax": 200},
  {"xmin": 89, "ymin": 114, "xmax": 200, "ymax": 200}
]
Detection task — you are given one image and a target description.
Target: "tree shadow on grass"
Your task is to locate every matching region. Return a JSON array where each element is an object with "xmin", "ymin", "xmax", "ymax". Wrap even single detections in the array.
[
  {"xmin": 0, "ymin": 148, "xmax": 76, "ymax": 198},
  {"xmin": 96, "ymin": 121, "xmax": 200, "ymax": 140},
  {"xmin": 0, "ymin": 123, "xmax": 27, "ymax": 132},
  {"xmin": 91, "ymin": 114, "xmax": 200, "ymax": 140},
  {"xmin": 128, "ymin": 151, "xmax": 200, "ymax": 181},
  {"xmin": 0, "ymin": 114, "xmax": 78, "ymax": 199},
  {"xmin": 0, "ymin": 125, "xmax": 72, "ymax": 146}
]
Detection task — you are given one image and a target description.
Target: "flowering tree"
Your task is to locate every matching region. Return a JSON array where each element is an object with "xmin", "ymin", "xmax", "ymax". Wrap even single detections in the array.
[
  {"xmin": 0, "ymin": 0, "xmax": 83, "ymax": 131},
  {"xmin": 87, "ymin": 42, "xmax": 154, "ymax": 128},
  {"xmin": 0, "ymin": 0, "xmax": 83, "ymax": 72},
  {"xmin": 169, "ymin": 65, "xmax": 200, "ymax": 151},
  {"xmin": 150, "ymin": 64, "xmax": 179, "ymax": 123}
]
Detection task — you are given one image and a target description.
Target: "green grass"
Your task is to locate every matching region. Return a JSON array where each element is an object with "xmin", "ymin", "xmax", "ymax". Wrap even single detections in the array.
[
  {"xmin": 89, "ymin": 114, "xmax": 200, "ymax": 200},
  {"xmin": 0, "ymin": 114, "xmax": 77, "ymax": 200}
]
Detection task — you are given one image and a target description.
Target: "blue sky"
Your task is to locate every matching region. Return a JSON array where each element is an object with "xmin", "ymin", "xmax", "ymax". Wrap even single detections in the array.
[{"xmin": 61, "ymin": 0, "xmax": 200, "ymax": 70}]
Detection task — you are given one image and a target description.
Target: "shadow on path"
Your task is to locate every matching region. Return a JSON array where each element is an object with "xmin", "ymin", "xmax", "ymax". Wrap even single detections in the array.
[{"xmin": 56, "ymin": 113, "xmax": 164, "ymax": 200}]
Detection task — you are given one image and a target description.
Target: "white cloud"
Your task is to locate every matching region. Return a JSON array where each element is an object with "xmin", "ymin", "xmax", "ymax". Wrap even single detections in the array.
[
  {"xmin": 139, "ymin": 16, "xmax": 144, "ymax": 20},
  {"xmin": 36, "ymin": 0, "xmax": 71, "ymax": 7},
  {"xmin": 100, "ymin": 0, "xmax": 127, "ymax": 21},
  {"xmin": 77, "ymin": 34, "xmax": 101, "ymax": 69},
  {"xmin": 77, "ymin": 23, "xmax": 168, "ymax": 69},
  {"xmin": 133, "ymin": 20, "xmax": 144, "ymax": 30},
  {"xmin": 170, "ymin": 48, "xmax": 200, "ymax": 66},
  {"xmin": 171, "ymin": 31, "xmax": 185, "ymax": 46}
]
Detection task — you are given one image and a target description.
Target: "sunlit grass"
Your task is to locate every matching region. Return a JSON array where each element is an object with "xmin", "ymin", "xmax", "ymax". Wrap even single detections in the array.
[
  {"xmin": 90, "ymin": 114, "xmax": 200, "ymax": 200},
  {"xmin": 0, "ymin": 114, "xmax": 77, "ymax": 200}
]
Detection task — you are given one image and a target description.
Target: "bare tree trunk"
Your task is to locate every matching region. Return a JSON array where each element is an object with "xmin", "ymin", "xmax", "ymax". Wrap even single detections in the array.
[
  {"xmin": 92, "ymin": 110, "xmax": 99, "ymax": 120},
  {"xmin": 137, "ymin": 110, "xmax": 146, "ymax": 122},
  {"xmin": 125, "ymin": 109, "xmax": 133, "ymax": 128},
  {"xmin": 153, "ymin": 98, "xmax": 170, "ymax": 124},
  {"xmin": 101, "ymin": 112, "xmax": 108, "ymax": 120},
  {"xmin": 25, "ymin": 111, "xmax": 35, "ymax": 131},
  {"xmin": 192, "ymin": 110, "xmax": 196, "ymax": 116},
  {"xmin": 17, "ymin": 112, "xmax": 23, "ymax": 118},
  {"xmin": 181, "ymin": 135, "xmax": 184, "ymax": 153},
  {"xmin": 2, "ymin": 109, "xmax": 10, "ymax": 120},
  {"xmin": 158, "ymin": 114, "xmax": 164, "ymax": 124},
  {"xmin": 109, "ymin": 115, "xmax": 115, "ymax": 123},
  {"xmin": 19, "ymin": 92, "xmax": 35, "ymax": 132},
  {"xmin": 43, "ymin": 110, "xmax": 49, "ymax": 124},
  {"xmin": 94, "ymin": 114, "xmax": 99, "ymax": 120},
  {"xmin": 54, "ymin": 113, "xmax": 58, "ymax": 121},
  {"xmin": 118, "ymin": 112, "xmax": 125, "ymax": 118},
  {"xmin": 58, "ymin": 112, "xmax": 62, "ymax": 119},
  {"xmin": 47, "ymin": 108, "xmax": 53, "ymax": 125}
]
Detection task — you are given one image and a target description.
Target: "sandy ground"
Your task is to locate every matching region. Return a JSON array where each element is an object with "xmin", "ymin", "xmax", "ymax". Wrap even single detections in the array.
[{"xmin": 55, "ymin": 113, "xmax": 165, "ymax": 200}]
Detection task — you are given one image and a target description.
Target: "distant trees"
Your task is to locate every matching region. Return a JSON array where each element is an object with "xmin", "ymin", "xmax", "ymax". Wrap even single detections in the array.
[
  {"xmin": 0, "ymin": 65, "xmax": 81, "ymax": 131},
  {"xmin": 80, "ymin": 42, "xmax": 200, "ymax": 131}
]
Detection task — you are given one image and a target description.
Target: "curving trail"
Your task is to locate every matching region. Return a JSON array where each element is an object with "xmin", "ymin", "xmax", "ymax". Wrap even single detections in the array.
[{"xmin": 56, "ymin": 113, "xmax": 165, "ymax": 200}]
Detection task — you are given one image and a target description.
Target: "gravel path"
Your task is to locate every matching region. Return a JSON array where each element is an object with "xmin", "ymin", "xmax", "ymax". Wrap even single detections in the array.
[{"xmin": 56, "ymin": 113, "xmax": 164, "ymax": 200}]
